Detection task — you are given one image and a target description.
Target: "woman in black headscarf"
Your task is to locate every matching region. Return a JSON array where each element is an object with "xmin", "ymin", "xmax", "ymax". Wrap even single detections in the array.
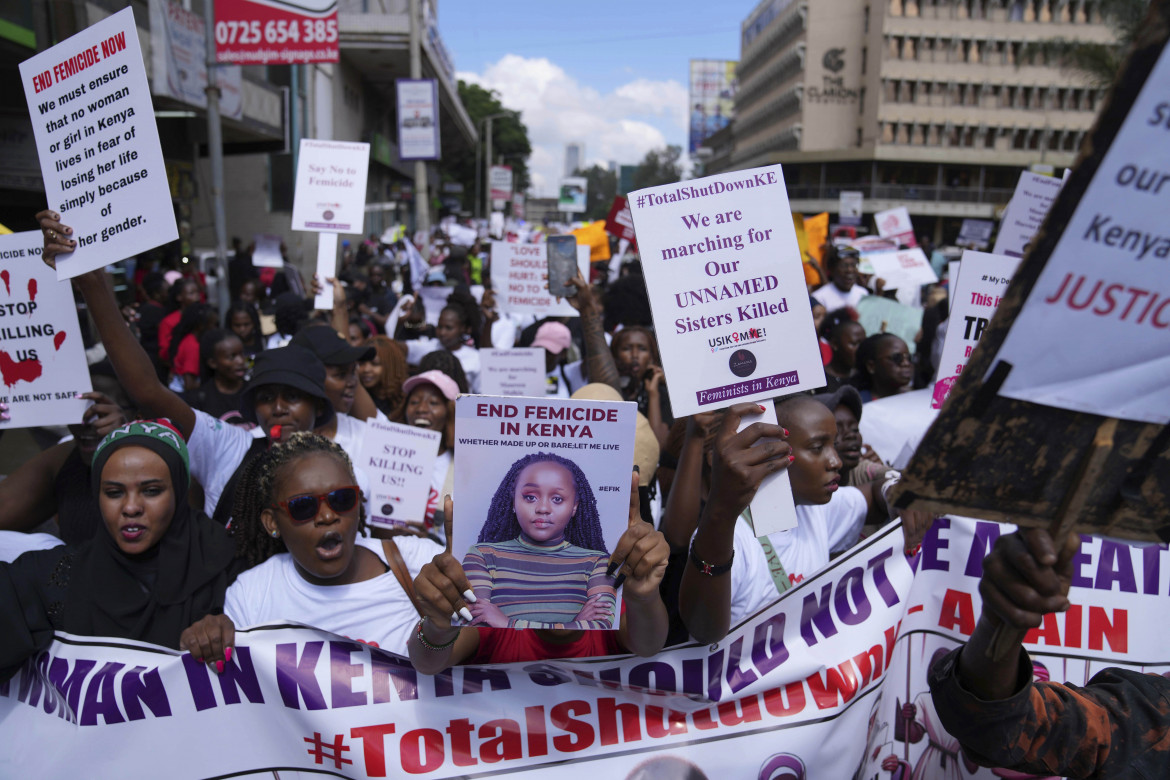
[{"xmin": 0, "ymin": 418, "xmax": 245, "ymax": 681}]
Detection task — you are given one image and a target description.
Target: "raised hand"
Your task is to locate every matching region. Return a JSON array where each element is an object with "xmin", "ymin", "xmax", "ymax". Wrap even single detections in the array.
[
  {"xmin": 708, "ymin": 402, "xmax": 792, "ymax": 517},
  {"xmin": 607, "ymin": 470, "xmax": 669, "ymax": 600},
  {"xmin": 80, "ymin": 391, "xmax": 129, "ymax": 437},
  {"xmin": 412, "ymin": 496, "xmax": 477, "ymax": 631},
  {"xmin": 35, "ymin": 210, "xmax": 76, "ymax": 269}
]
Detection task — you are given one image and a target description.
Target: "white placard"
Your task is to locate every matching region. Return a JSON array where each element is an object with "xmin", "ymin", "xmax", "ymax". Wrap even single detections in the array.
[
  {"xmin": 994, "ymin": 43, "xmax": 1170, "ymax": 424},
  {"xmin": 558, "ymin": 176, "xmax": 587, "ymax": 214},
  {"xmin": 357, "ymin": 418, "xmax": 441, "ymax": 530},
  {"xmin": 738, "ymin": 402, "xmax": 796, "ymax": 536},
  {"xmin": 251, "ymin": 233, "xmax": 283, "ymax": 268},
  {"xmin": 313, "ymin": 232, "xmax": 338, "ymax": 311},
  {"xmin": 931, "ymin": 251, "xmax": 1020, "ymax": 409},
  {"xmin": 627, "ymin": 165, "xmax": 826, "ymax": 416},
  {"xmin": 838, "ymin": 190, "xmax": 863, "ymax": 226},
  {"xmin": 20, "ymin": 7, "xmax": 179, "ymax": 280},
  {"xmin": 947, "ymin": 260, "xmax": 961, "ymax": 309},
  {"xmin": 480, "ymin": 348, "xmax": 546, "ymax": 397},
  {"xmin": 992, "ymin": 171, "xmax": 1064, "ymax": 258},
  {"xmin": 452, "ymin": 395, "xmax": 636, "ymax": 630},
  {"xmin": 417, "ymin": 285, "xmax": 448, "ymax": 327},
  {"xmin": 0, "ymin": 232, "xmax": 92, "ymax": 427},
  {"xmin": 291, "ymin": 139, "xmax": 370, "ymax": 234},
  {"xmin": 489, "ymin": 211, "xmax": 505, "ymax": 238},
  {"xmin": 489, "ymin": 165, "xmax": 513, "ymax": 201},
  {"xmin": 873, "ymin": 206, "xmax": 915, "ymax": 246},
  {"xmin": 864, "ymin": 248, "xmax": 939, "ymax": 292},
  {"xmin": 489, "ymin": 242, "xmax": 588, "ymax": 318},
  {"xmin": 956, "ymin": 218, "xmax": 994, "ymax": 250},
  {"xmin": 396, "ymin": 78, "xmax": 439, "ymax": 161}
]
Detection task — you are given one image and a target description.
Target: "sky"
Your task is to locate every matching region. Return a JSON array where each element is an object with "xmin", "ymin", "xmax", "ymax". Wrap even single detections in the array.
[{"xmin": 439, "ymin": 0, "xmax": 745, "ymax": 197}]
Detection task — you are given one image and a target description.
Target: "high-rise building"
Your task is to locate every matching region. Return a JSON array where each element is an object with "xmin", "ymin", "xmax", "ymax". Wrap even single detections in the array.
[
  {"xmin": 709, "ymin": 0, "xmax": 1114, "ymax": 242},
  {"xmin": 564, "ymin": 142, "xmax": 585, "ymax": 177}
]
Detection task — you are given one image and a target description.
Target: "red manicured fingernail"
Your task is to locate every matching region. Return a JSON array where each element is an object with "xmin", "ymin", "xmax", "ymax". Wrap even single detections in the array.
[
  {"xmin": 215, "ymin": 660, "xmax": 224, "ymax": 674},
  {"xmin": 783, "ymin": 428, "xmax": 789, "ymax": 436},
  {"xmin": 225, "ymin": 647, "xmax": 233, "ymax": 663},
  {"xmin": 788, "ymin": 455, "xmax": 795, "ymax": 462},
  {"xmin": 758, "ymin": 404, "xmax": 766, "ymax": 412},
  {"xmin": 197, "ymin": 657, "xmax": 204, "ymax": 663}
]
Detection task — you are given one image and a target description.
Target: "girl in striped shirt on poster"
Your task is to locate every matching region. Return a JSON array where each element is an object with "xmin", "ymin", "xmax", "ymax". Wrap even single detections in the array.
[{"xmin": 462, "ymin": 452, "xmax": 616, "ymax": 630}]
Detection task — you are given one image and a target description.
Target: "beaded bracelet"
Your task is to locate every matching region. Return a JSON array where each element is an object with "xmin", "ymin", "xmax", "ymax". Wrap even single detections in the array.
[{"xmin": 415, "ymin": 617, "xmax": 458, "ymax": 651}]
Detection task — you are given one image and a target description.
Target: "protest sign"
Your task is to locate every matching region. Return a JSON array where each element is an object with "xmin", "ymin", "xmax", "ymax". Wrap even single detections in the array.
[
  {"xmin": 604, "ymin": 195, "xmax": 637, "ymax": 247},
  {"xmin": 890, "ymin": 7, "xmax": 1170, "ymax": 539},
  {"xmin": 5, "ymin": 518, "xmax": 1161, "ymax": 779},
  {"xmin": 452, "ymin": 395, "xmax": 636, "ymax": 630},
  {"xmin": 20, "ymin": 7, "xmax": 179, "ymax": 280},
  {"xmin": 873, "ymin": 206, "xmax": 916, "ymax": 247},
  {"xmin": 489, "ymin": 165, "xmax": 513, "ymax": 201},
  {"xmin": 839, "ymin": 190, "xmax": 863, "ymax": 226},
  {"xmin": 628, "ymin": 165, "xmax": 825, "ymax": 416},
  {"xmin": 480, "ymin": 348, "xmax": 547, "ymax": 397},
  {"xmin": 956, "ymin": 218, "xmax": 994, "ymax": 250},
  {"xmin": 931, "ymin": 251, "xmax": 1019, "ymax": 409},
  {"xmin": 739, "ymin": 402, "xmax": 796, "ymax": 536},
  {"xmin": 863, "ymin": 249, "xmax": 938, "ymax": 296},
  {"xmin": 559, "ymin": 177, "xmax": 587, "ymax": 213},
  {"xmin": 0, "ymin": 232, "xmax": 91, "ymax": 428},
  {"xmin": 397, "ymin": 79, "xmax": 439, "ymax": 161},
  {"xmin": 358, "ymin": 418, "xmax": 441, "ymax": 530},
  {"xmin": 150, "ymin": 0, "xmax": 243, "ymax": 120},
  {"xmin": 416, "ymin": 285, "xmax": 449, "ymax": 327},
  {"xmin": 490, "ymin": 242, "xmax": 589, "ymax": 318},
  {"xmin": 251, "ymin": 233, "xmax": 283, "ymax": 268},
  {"xmin": 291, "ymin": 139, "xmax": 370, "ymax": 234},
  {"xmin": 213, "ymin": 0, "xmax": 338, "ymax": 65},
  {"xmin": 992, "ymin": 171, "xmax": 1064, "ymax": 258}
]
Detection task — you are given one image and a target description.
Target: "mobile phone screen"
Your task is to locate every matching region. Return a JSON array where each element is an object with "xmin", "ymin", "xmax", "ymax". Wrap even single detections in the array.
[{"xmin": 546, "ymin": 235, "xmax": 578, "ymax": 298}]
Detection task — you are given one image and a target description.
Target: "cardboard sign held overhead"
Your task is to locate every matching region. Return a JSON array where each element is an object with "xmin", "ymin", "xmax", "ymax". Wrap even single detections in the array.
[
  {"xmin": 20, "ymin": 7, "xmax": 178, "ymax": 280},
  {"xmin": 890, "ymin": 4, "xmax": 1170, "ymax": 542}
]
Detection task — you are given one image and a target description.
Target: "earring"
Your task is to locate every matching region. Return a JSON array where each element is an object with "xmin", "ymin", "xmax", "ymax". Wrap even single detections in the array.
[{"xmin": 270, "ymin": 530, "xmax": 279, "ymax": 538}]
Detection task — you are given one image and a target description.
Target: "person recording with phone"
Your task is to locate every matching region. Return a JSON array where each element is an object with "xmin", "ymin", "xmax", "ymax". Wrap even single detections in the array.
[{"xmin": 611, "ymin": 327, "xmax": 672, "ymax": 448}]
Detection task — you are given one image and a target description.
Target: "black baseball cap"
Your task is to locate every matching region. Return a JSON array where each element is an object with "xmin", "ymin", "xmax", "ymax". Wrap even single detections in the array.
[
  {"xmin": 812, "ymin": 384, "xmax": 863, "ymax": 422},
  {"xmin": 291, "ymin": 325, "xmax": 375, "ymax": 365},
  {"xmin": 239, "ymin": 345, "xmax": 335, "ymax": 428}
]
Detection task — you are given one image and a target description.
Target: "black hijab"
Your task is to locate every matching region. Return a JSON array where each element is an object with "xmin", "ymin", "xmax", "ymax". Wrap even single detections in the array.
[{"xmin": 64, "ymin": 419, "xmax": 243, "ymax": 647}]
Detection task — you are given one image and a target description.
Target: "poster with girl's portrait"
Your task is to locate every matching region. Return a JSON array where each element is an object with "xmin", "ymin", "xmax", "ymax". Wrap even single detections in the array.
[{"xmin": 452, "ymin": 395, "xmax": 637, "ymax": 630}]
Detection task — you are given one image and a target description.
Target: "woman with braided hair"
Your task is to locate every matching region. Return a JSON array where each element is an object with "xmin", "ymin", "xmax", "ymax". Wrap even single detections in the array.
[
  {"xmin": 461, "ymin": 451, "xmax": 616, "ymax": 630},
  {"xmin": 181, "ymin": 432, "xmax": 440, "ymax": 661}
]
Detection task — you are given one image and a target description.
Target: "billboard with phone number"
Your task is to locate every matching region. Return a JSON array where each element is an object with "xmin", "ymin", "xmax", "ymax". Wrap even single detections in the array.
[{"xmin": 214, "ymin": 0, "xmax": 338, "ymax": 64}]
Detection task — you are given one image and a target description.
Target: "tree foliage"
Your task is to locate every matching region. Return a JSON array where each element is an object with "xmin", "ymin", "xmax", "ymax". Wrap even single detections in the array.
[
  {"xmin": 573, "ymin": 164, "xmax": 618, "ymax": 221},
  {"xmin": 439, "ymin": 81, "xmax": 532, "ymax": 214},
  {"xmin": 631, "ymin": 145, "xmax": 683, "ymax": 191},
  {"xmin": 1023, "ymin": 0, "xmax": 1150, "ymax": 87}
]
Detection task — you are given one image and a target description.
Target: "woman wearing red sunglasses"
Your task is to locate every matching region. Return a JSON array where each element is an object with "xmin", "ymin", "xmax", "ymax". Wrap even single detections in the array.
[{"xmin": 180, "ymin": 432, "xmax": 438, "ymax": 666}]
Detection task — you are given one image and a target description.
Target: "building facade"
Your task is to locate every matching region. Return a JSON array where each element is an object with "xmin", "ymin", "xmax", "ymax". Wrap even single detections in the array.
[{"xmin": 710, "ymin": 0, "xmax": 1115, "ymax": 242}]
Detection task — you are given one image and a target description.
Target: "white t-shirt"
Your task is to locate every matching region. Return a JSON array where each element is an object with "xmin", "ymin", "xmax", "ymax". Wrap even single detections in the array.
[
  {"xmin": 812, "ymin": 283, "xmax": 868, "ymax": 313},
  {"xmin": 223, "ymin": 534, "xmax": 440, "ymax": 655},
  {"xmin": 404, "ymin": 339, "xmax": 481, "ymax": 392},
  {"xmin": 728, "ymin": 486, "xmax": 868, "ymax": 626}
]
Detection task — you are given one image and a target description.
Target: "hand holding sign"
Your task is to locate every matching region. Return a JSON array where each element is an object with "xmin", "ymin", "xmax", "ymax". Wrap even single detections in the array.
[
  {"xmin": 606, "ymin": 470, "xmax": 670, "ymax": 598},
  {"xmin": 36, "ymin": 210, "xmax": 76, "ymax": 269},
  {"xmin": 413, "ymin": 496, "xmax": 477, "ymax": 632},
  {"xmin": 710, "ymin": 402, "xmax": 792, "ymax": 516},
  {"xmin": 179, "ymin": 613, "xmax": 236, "ymax": 675}
]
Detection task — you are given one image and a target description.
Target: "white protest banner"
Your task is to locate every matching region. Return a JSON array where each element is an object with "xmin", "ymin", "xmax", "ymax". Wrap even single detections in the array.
[
  {"xmin": 839, "ymin": 190, "xmax": 863, "ymax": 226},
  {"xmin": 489, "ymin": 242, "xmax": 588, "ymax": 318},
  {"xmin": 489, "ymin": 211, "xmax": 505, "ymax": 239},
  {"xmin": 417, "ymin": 285, "xmax": 449, "ymax": 327},
  {"xmin": 4, "ymin": 519, "xmax": 1163, "ymax": 779},
  {"xmin": 313, "ymin": 232, "xmax": 338, "ymax": 311},
  {"xmin": 396, "ymin": 79, "xmax": 440, "ymax": 161},
  {"xmin": 480, "ymin": 348, "xmax": 547, "ymax": 397},
  {"xmin": 20, "ymin": 7, "xmax": 179, "ymax": 280},
  {"xmin": 292, "ymin": 139, "xmax": 370, "ymax": 234},
  {"xmin": 0, "ymin": 232, "xmax": 91, "ymax": 428},
  {"xmin": 251, "ymin": 233, "xmax": 283, "ymax": 268},
  {"xmin": 358, "ymin": 418, "xmax": 441, "ymax": 530},
  {"xmin": 628, "ymin": 165, "xmax": 825, "ymax": 416},
  {"xmin": 452, "ymin": 395, "xmax": 636, "ymax": 630},
  {"xmin": 489, "ymin": 165, "xmax": 513, "ymax": 202},
  {"xmin": 873, "ymin": 206, "xmax": 916, "ymax": 247},
  {"xmin": 992, "ymin": 171, "xmax": 1064, "ymax": 258},
  {"xmin": 738, "ymin": 402, "xmax": 796, "ymax": 536},
  {"xmin": 994, "ymin": 44, "xmax": 1170, "ymax": 424},
  {"xmin": 864, "ymin": 248, "xmax": 938, "ymax": 306},
  {"xmin": 931, "ymin": 251, "xmax": 1019, "ymax": 409}
]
